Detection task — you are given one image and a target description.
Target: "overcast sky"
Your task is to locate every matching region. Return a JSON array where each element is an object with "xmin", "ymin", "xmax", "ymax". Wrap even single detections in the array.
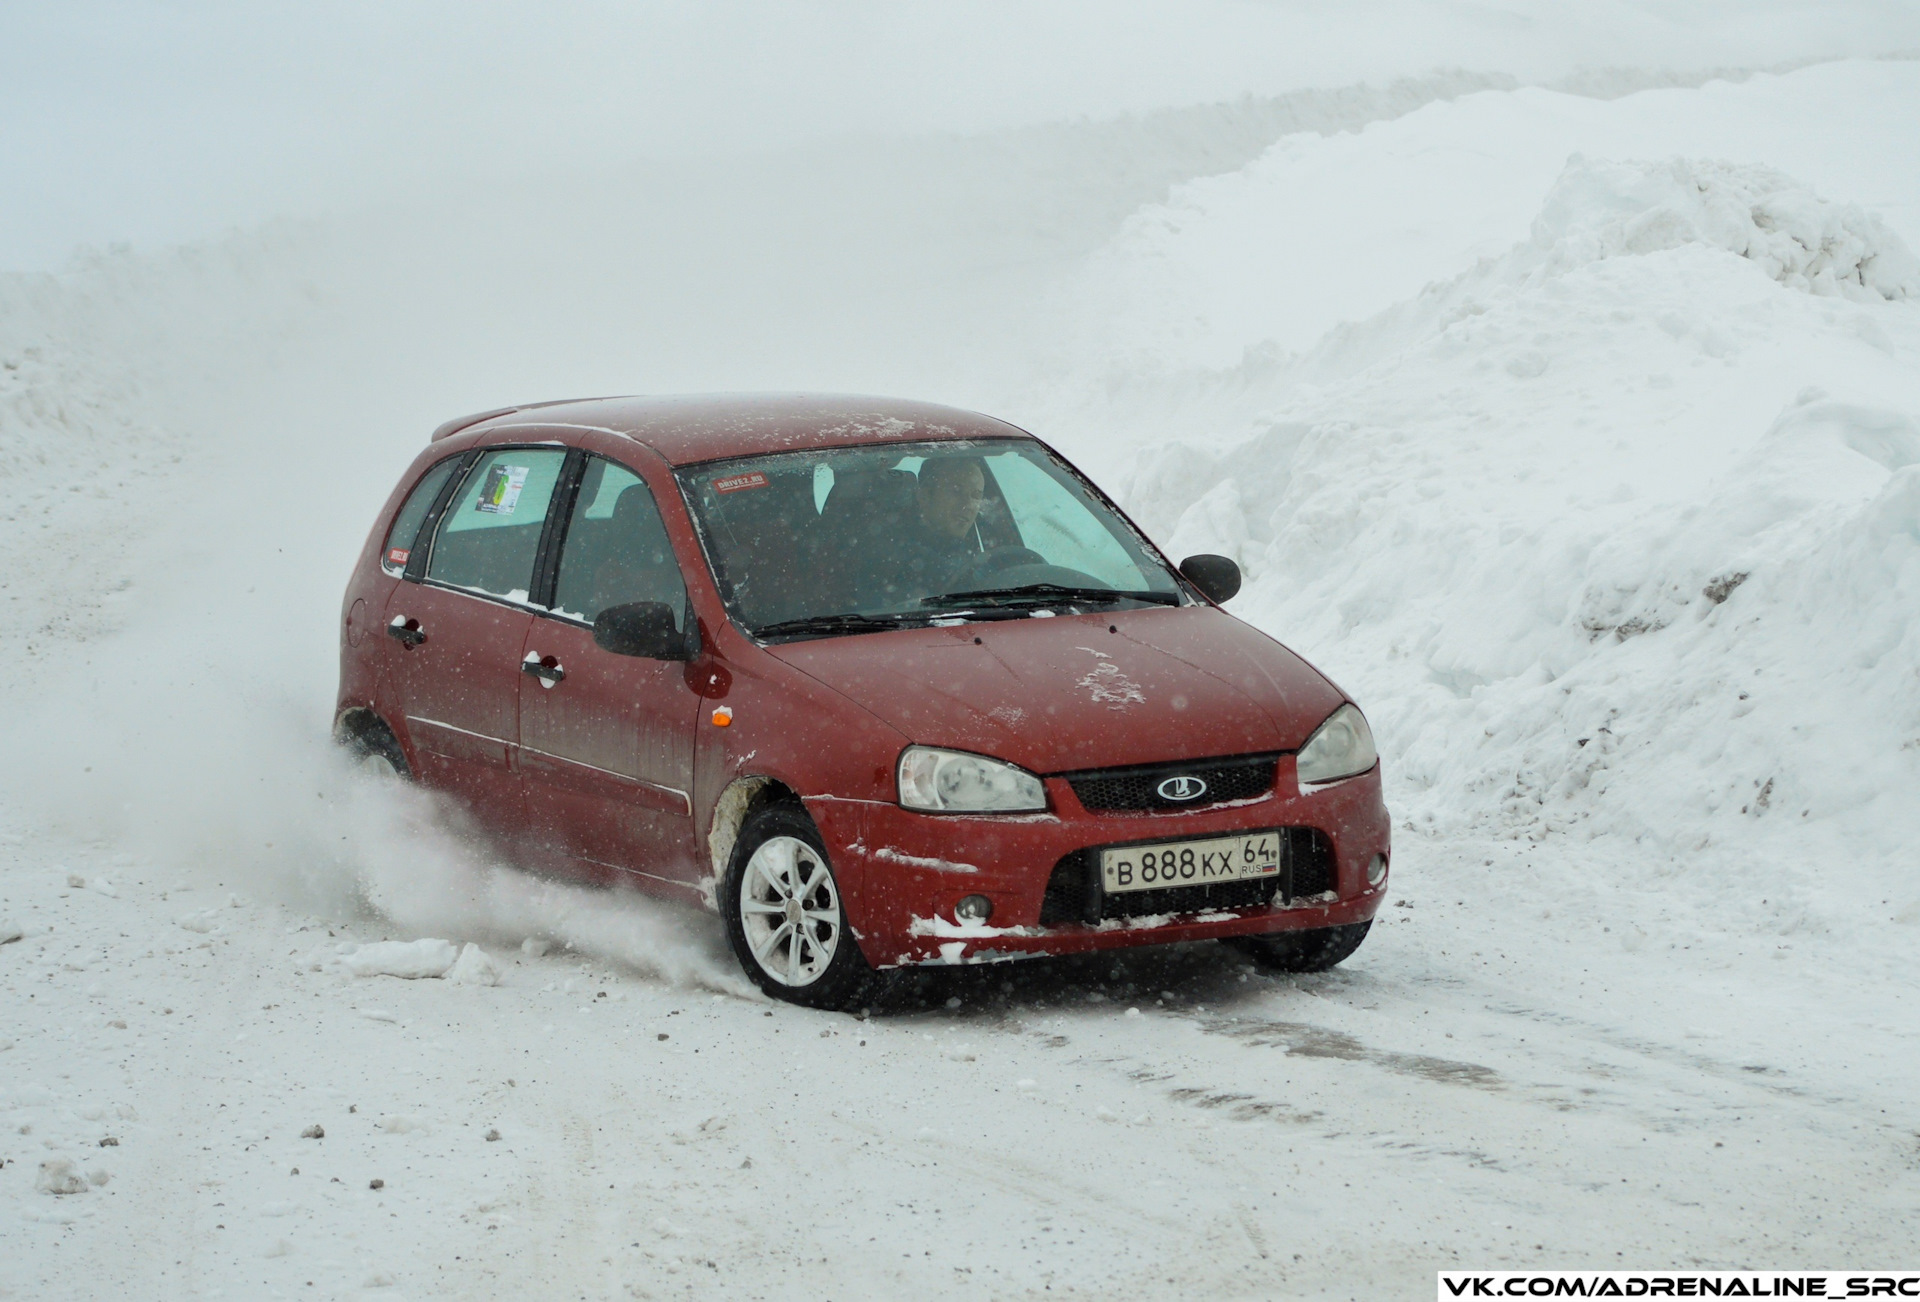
[{"xmin": 6, "ymin": 1, "xmax": 1919, "ymax": 271}]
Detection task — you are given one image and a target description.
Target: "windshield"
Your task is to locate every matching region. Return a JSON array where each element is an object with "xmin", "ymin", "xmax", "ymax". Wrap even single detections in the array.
[{"xmin": 676, "ymin": 439, "xmax": 1185, "ymax": 639}]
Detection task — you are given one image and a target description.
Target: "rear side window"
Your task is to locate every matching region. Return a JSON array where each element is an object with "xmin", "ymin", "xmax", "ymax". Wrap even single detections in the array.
[
  {"xmin": 381, "ymin": 456, "xmax": 464, "ymax": 575},
  {"xmin": 426, "ymin": 448, "xmax": 568, "ymax": 602},
  {"xmin": 551, "ymin": 457, "xmax": 688, "ymax": 628}
]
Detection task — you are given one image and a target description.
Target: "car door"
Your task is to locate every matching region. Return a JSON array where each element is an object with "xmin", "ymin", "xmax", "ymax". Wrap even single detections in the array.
[
  {"xmin": 518, "ymin": 454, "xmax": 704, "ymax": 888},
  {"xmin": 382, "ymin": 445, "xmax": 570, "ymax": 842}
]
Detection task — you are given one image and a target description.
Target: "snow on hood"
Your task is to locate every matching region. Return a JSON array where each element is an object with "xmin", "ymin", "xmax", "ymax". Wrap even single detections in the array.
[{"xmin": 764, "ymin": 605, "xmax": 1344, "ymax": 774}]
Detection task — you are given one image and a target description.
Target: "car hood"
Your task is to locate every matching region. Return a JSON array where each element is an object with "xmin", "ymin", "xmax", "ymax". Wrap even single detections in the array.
[{"xmin": 764, "ymin": 605, "xmax": 1346, "ymax": 774}]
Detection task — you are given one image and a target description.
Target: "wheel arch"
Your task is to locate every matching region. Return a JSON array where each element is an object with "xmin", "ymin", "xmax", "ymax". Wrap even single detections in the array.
[
  {"xmin": 333, "ymin": 705, "xmax": 410, "ymax": 774},
  {"xmin": 334, "ymin": 704, "xmax": 396, "ymax": 747},
  {"xmin": 702, "ymin": 774, "xmax": 803, "ymax": 911}
]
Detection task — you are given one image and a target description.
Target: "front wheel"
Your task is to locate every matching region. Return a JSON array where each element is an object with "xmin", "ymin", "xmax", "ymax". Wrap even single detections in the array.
[
  {"xmin": 1226, "ymin": 921, "xmax": 1371, "ymax": 973},
  {"xmin": 722, "ymin": 802, "xmax": 876, "ymax": 1010}
]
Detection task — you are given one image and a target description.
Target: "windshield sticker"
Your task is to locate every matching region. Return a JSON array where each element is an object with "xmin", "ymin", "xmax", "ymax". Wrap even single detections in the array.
[
  {"xmin": 714, "ymin": 471, "xmax": 769, "ymax": 494},
  {"xmin": 385, "ymin": 547, "xmax": 410, "ymax": 567},
  {"xmin": 474, "ymin": 464, "xmax": 530, "ymax": 515}
]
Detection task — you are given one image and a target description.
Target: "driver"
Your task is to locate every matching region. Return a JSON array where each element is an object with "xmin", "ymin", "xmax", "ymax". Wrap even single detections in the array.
[{"xmin": 869, "ymin": 456, "xmax": 987, "ymax": 603}]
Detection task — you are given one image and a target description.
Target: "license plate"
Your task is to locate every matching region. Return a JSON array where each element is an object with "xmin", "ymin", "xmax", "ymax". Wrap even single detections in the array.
[{"xmin": 1100, "ymin": 831, "xmax": 1281, "ymax": 895}]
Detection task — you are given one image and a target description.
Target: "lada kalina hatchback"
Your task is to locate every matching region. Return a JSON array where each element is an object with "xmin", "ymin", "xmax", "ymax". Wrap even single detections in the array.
[{"xmin": 336, "ymin": 395, "xmax": 1390, "ymax": 1008}]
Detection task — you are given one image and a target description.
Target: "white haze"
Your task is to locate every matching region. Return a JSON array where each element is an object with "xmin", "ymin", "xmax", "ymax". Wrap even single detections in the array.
[{"xmin": 9, "ymin": 0, "xmax": 1920, "ymax": 270}]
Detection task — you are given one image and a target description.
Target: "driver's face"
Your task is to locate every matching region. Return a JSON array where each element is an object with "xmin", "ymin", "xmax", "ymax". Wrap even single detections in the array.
[{"xmin": 917, "ymin": 463, "xmax": 986, "ymax": 539}]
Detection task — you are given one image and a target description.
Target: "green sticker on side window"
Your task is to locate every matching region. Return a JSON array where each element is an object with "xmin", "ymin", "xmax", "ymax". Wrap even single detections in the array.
[{"xmin": 474, "ymin": 464, "xmax": 530, "ymax": 515}]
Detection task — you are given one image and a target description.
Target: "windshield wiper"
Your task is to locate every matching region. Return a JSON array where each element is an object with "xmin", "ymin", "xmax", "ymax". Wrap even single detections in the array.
[
  {"xmin": 752, "ymin": 611, "xmax": 937, "ymax": 640},
  {"xmin": 921, "ymin": 584, "xmax": 1181, "ymax": 610}
]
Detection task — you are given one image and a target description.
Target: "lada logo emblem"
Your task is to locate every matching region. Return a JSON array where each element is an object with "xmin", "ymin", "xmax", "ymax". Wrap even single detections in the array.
[{"xmin": 1156, "ymin": 775, "xmax": 1208, "ymax": 802}]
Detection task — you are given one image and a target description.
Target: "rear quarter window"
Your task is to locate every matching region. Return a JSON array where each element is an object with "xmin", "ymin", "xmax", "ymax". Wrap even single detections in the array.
[{"xmin": 381, "ymin": 455, "xmax": 464, "ymax": 575}]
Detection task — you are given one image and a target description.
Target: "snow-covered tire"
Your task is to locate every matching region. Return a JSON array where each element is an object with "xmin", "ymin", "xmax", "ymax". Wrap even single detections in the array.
[
  {"xmin": 1227, "ymin": 921, "xmax": 1371, "ymax": 973},
  {"xmin": 722, "ymin": 802, "xmax": 876, "ymax": 1011},
  {"xmin": 335, "ymin": 712, "xmax": 411, "ymax": 780}
]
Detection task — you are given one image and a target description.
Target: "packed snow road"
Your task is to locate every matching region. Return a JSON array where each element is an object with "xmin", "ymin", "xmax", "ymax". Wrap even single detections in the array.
[{"xmin": 4, "ymin": 817, "xmax": 1913, "ymax": 1300}]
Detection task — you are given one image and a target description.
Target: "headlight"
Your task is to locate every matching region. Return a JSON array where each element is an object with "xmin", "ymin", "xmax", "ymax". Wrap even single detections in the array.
[
  {"xmin": 897, "ymin": 746, "xmax": 1046, "ymax": 813},
  {"xmin": 1295, "ymin": 704, "xmax": 1377, "ymax": 786}
]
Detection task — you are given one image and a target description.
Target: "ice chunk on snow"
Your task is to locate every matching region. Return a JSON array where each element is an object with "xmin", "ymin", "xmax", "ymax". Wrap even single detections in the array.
[
  {"xmin": 36, "ymin": 1159, "xmax": 88, "ymax": 1195},
  {"xmin": 445, "ymin": 943, "xmax": 500, "ymax": 986},
  {"xmin": 341, "ymin": 938, "xmax": 459, "ymax": 980},
  {"xmin": 0, "ymin": 919, "xmax": 22, "ymax": 945}
]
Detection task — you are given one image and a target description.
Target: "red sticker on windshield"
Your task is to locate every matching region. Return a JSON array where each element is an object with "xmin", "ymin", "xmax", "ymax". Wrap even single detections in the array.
[
  {"xmin": 714, "ymin": 472, "xmax": 769, "ymax": 494},
  {"xmin": 386, "ymin": 547, "xmax": 410, "ymax": 566}
]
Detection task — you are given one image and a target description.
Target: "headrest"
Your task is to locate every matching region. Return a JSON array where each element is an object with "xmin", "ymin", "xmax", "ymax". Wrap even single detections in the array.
[
  {"xmin": 821, "ymin": 468, "xmax": 917, "ymax": 522},
  {"xmin": 610, "ymin": 485, "xmax": 657, "ymax": 526}
]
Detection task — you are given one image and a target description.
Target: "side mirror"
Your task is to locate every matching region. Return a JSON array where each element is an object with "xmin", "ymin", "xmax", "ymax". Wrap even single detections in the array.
[
  {"xmin": 593, "ymin": 602, "xmax": 692, "ymax": 660},
  {"xmin": 1179, "ymin": 554, "xmax": 1241, "ymax": 604}
]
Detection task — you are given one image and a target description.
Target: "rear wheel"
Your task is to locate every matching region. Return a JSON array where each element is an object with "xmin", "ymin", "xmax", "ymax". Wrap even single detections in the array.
[
  {"xmin": 722, "ymin": 802, "xmax": 876, "ymax": 1010},
  {"xmin": 335, "ymin": 711, "xmax": 411, "ymax": 780},
  {"xmin": 1226, "ymin": 921, "xmax": 1371, "ymax": 973}
]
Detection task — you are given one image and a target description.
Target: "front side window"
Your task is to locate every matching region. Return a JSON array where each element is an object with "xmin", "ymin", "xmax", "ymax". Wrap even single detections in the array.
[
  {"xmin": 551, "ymin": 456, "xmax": 688, "ymax": 629},
  {"xmin": 382, "ymin": 454, "xmax": 463, "ymax": 574},
  {"xmin": 426, "ymin": 447, "xmax": 568, "ymax": 602},
  {"xmin": 677, "ymin": 439, "xmax": 1183, "ymax": 640}
]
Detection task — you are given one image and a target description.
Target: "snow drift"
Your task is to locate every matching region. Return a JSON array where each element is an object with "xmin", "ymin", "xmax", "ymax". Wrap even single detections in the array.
[
  {"xmin": 1077, "ymin": 92, "xmax": 1920, "ymax": 938},
  {"xmin": 1530, "ymin": 156, "xmax": 1920, "ymax": 301}
]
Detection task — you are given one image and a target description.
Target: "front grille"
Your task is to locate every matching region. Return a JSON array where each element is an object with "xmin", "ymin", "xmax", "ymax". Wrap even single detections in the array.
[
  {"xmin": 1038, "ymin": 827, "xmax": 1337, "ymax": 926},
  {"xmin": 1061, "ymin": 753, "xmax": 1278, "ymax": 813}
]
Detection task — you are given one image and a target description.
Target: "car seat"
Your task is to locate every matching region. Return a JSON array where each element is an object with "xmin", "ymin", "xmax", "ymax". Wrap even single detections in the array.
[{"xmin": 811, "ymin": 469, "xmax": 918, "ymax": 609}]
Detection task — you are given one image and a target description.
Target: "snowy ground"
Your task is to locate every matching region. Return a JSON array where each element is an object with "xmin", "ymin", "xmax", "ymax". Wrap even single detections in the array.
[
  {"xmin": 7, "ymin": 830, "xmax": 1914, "ymax": 1299},
  {"xmin": 5, "ymin": 35, "xmax": 1920, "ymax": 1302}
]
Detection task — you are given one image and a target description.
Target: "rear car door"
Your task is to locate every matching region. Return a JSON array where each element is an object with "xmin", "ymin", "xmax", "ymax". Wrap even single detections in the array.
[
  {"xmin": 383, "ymin": 445, "xmax": 570, "ymax": 840},
  {"xmin": 518, "ymin": 454, "xmax": 704, "ymax": 888}
]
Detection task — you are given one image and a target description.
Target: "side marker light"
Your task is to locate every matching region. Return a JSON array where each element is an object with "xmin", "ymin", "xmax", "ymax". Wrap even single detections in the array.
[{"xmin": 711, "ymin": 706, "xmax": 733, "ymax": 727}]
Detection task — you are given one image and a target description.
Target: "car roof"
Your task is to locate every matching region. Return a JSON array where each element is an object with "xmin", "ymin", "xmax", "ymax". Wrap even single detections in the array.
[{"xmin": 434, "ymin": 393, "xmax": 1034, "ymax": 466}]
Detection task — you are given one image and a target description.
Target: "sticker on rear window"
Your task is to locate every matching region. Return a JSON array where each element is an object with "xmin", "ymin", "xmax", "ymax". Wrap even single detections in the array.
[
  {"xmin": 386, "ymin": 547, "xmax": 410, "ymax": 567},
  {"xmin": 714, "ymin": 471, "xmax": 769, "ymax": 494},
  {"xmin": 475, "ymin": 464, "xmax": 530, "ymax": 515}
]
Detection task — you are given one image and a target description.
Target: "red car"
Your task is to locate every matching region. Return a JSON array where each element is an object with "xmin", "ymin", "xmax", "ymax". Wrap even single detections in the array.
[{"xmin": 336, "ymin": 395, "xmax": 1389, "ymax": 1008}]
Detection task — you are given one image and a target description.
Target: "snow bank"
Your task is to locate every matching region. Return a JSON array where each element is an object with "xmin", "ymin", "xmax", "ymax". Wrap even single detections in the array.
[
  {"xmin": 1079, "ymin": 101, "xmax": 1920, "ymax": 935},
  {"xmin": 1056, "ymin": 61, "xmax": 1920, "ymax": 378},
  {"xmin": 1532, "ymin": 157, "xmax": 1920, "ymax": 302}
]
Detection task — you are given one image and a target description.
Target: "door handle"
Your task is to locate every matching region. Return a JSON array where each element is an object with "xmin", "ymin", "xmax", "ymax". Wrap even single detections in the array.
[
  {"xmin": 521, "ymin": 651, "xmax": 565, "ymax": 687},
  {"xmin": 387, "ymin": 615, "xmax": 426, "ymax": 648}
]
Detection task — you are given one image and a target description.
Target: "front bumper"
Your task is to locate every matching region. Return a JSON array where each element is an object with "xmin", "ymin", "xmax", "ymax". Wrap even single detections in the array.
[{"xmin": 805, "ymin": 755, "xmax": 1390, "ymax": 968}]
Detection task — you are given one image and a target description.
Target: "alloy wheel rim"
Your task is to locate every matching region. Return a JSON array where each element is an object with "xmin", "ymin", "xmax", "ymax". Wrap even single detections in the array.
[{"xmin": 739, "ymin": 836, "xmax": 840, "ymax": 987}]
